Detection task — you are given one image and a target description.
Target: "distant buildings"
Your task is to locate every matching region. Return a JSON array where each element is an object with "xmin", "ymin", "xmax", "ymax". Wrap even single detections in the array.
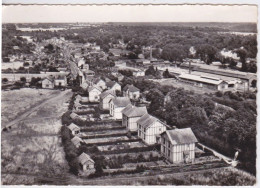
[
  {"xmin": 179, "ymin": 73, "xmax": 228, "ymax": 91},
  {"xmin": 123, "ymin": 84, "xmax": 140, "ymax": 100},
  {"xmin": 42, "ymin": 77, "xmax": 55, "ymax": 89},
  {"xmin": 160, "ymin": 128, "xmax": 198, "ymax": 163}
]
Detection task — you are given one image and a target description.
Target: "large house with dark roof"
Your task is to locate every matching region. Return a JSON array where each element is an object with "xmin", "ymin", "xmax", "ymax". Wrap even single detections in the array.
[
  {"xmin": 109, "ymin": 97, "xmax": 131, "ymax": 120},
  {"xmin": 137, "ymin": 114, "xmax": 167, "ymax": 145},
  {"xmin": 123, "ymin": 84, "xmax": 140, "ymax": 100},
  {"xmin": 122, "ymin": 105, "xmax": 147, "ymax": 131},
  {"xmin": 99, "ymin": 89, "xmax": 116, "ymax": 110},
  {"xmin": 160, "ymin": 128, "xmax": 198, "ymax": 163}
]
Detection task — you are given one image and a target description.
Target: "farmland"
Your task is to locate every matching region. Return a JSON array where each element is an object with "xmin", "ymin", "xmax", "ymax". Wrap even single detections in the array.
[{"xmin": 1, "ymin": 89, "xmax": 73, "ymax": 185}]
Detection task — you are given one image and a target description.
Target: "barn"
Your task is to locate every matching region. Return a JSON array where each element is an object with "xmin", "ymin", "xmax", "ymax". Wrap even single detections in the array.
[{"xmin": 109, "ymin": 97, "xmax": 131, "ymax": 120}]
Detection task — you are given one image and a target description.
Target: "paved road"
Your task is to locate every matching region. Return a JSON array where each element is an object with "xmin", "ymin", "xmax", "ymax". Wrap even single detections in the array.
[{"xmin": 2, "ymin": 89, "xmax": 72, "ymax": 131}]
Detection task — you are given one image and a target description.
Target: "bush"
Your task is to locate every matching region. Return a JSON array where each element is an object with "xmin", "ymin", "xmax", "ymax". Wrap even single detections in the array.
[
  {"xmin": 61, "ymin": 111, "xmax": 73, "ymax": 126},
  {"xmin": 69, "ymin": 158, "xmax": 80, "ymax": 175},
  {"xmin": 215, "ymin": 91, "xmax": 223, "ymax": 97},
  {"xmin": 2, "ymin": 78, "xmax": 8, "ymax": 83}
]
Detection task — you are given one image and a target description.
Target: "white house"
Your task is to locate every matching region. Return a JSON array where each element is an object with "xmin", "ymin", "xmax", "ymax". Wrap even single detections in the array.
[
  {"xmin": 71, "ymin": 136, "xmax": 83, "ymax": 148},
  {"xmin": 122, "ymin": 105, "xmax": 147, "ymax": 131},
  {"xmin": 54, "ymin": 76, "xmax": 67, "ymax": 87},
  {"xmin": 93, "ymin": 78, "xmax": 107, "ymax": 90},
  {"xmin": 42, "ymin": 77, "xmax": 54, "ymax": 89},
  {"xmin": 99, "ymin": 90, "xmax": 116, "ymax": 110},
  {"xmin": 106, "ymin": 81, "xmax": 121, "ymax": 92},
  {"xmin": 109, "ymin": 97, "xmax": 131, "ymax": 120},
  {"xmin": 137, "ymin": 114, "xmax": 167, "ymax": 145},
  {"xmin": 123, "ymin": 84, "xmax": 140, "ymax": 100},
  {"xmin": 68, "ymin": 123, "xmax": 80, "ymax": 136},
  {"xmin": 78, "ymin": 152, "xmax": 95, "ymax": 173},
  {"xmin": 88, "ymin": 85, "xmax": 102, "ymax": 102},
  {"xmin": 160, "ymin": 128, "xmax": 198, "ymax": 163}
]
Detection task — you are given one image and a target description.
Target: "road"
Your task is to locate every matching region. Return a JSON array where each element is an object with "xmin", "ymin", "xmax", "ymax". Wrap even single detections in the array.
[{"xmin": 2, "ymin": 89, "xmax": 72, "ymax": 131}]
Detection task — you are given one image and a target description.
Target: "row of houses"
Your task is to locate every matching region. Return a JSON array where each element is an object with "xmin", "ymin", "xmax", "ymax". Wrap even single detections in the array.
[{"xmin": 41, "ymin": 75, "xmax": 67, "ymax": 89}]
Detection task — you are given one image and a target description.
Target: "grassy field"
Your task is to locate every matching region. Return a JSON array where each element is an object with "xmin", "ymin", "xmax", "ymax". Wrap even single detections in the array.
[
  {"xmin": 1, "ymin": 88, "xmax": 60, "ymax": 126},
  {"xmin": 1, "ymin": 89, "xmax": 73, "ymax": 185}
]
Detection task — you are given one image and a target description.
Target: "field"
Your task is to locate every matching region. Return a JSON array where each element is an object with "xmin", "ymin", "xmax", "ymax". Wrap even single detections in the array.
[
  {"xmin": 1, "ymin": 88, "xmax": 73, "ymax": 185},
  {"xmin": 1, "ymin": 88, "xmax": 60, "ymax": 126}
]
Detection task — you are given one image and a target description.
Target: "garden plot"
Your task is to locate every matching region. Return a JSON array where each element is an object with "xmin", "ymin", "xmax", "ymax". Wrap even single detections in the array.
[
  {"xmin": 123, "ymin": 160, "xmax": 168, "ymax": 169},
  {"xmin": 83, "ymin": 136, "xmax": 129, "ymax": 144},
  {"xmin": 98, "ymin": 141, "xmax": 145, "ymax": 152},
  {"xmin": 82, "ymin": 128, "xmax": 128, "ymax": 137},
  {"xmin": 104, "ymin": 151, "xmax": 160, "ymax": 159}
]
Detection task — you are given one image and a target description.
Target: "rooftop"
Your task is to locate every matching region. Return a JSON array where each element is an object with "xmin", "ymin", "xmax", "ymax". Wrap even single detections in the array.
[
  {"xmin": 111, "ymin": 97, "xmax": 131, "ymax": 107},
  {"xmin": 179, "ymin": 73, "xmax": 227, "ymax": 85},
  {"xmin": 164, "ymin": 128, "xmax": 198, "ymax": 145},
  {"xmin": 123, "ymin": 84, "xmax": 140, "ymax": 92},
  {"xmin": 122, "ymin": 105, "xmax": 147, "ymax": 117},
  {"xmin": 100, "ymin": 89, "xmax": 116, "ymax": 99},
  {"xmin": 137, "ymin": 113, "xmax": 165, "ymax": 128},
  {"xmin": 78, "ymin": 152, "xmax": 94, "ymax": 165},
  {"xmin": 68, "ymin": 123, "xmax": 80, "ymax": 131}
]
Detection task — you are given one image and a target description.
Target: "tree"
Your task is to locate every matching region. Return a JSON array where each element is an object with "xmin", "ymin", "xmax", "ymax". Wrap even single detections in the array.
[
  {"xmin": 145, "ymin": 66, "xmax": 156, "ymax": 76},
  {"xmin": 235, "ymin": 48, "xmax": 247, "ymax": 71},
  {"xmin": 2, "ymin": 78, "xmax": 8, "ymax": 83},
  {"xmin": 20, "ymin": 77, "xmax": 26, "ymax": 83}
]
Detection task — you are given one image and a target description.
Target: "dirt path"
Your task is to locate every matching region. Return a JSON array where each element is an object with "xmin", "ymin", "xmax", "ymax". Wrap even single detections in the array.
[{"xmin": 2, "ymin": 89, "xmax": 71, "ymax": 131}]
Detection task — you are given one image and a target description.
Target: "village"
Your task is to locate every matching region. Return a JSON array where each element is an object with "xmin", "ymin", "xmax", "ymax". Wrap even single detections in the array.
[{"xmin": 1, "ymin": 22, "xmax": 257, "ymax": 185}]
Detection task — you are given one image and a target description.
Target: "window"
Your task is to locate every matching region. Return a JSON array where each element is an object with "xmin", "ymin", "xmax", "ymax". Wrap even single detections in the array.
[
  {"xmin": 168, "ymin": 149, "xmax": 171, "ymax": 157},
  {"xmin": 163, "ymin": 137, "xmax": 166, "ymax": 144}
]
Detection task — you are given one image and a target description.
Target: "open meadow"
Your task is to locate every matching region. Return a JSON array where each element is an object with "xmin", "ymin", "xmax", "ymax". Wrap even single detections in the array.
[{"xmin": 1, "ymin": 88, "xmax": 73, "ymax": 185}]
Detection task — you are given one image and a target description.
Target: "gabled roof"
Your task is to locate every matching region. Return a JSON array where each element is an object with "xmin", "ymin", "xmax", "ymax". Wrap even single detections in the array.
[
  {"xmin": 179, "ymin": 74, "xmax": 227, "ymax": 85},
  {"xmin": 87, "ymin": 85, "xmax": 102, "ymax": 92},
  {"xmin": 111, "ymin": 97, "xmax": 131, "ymax": 107},
  {"xmin": 100, "ymin": 89, "xmax": 116, "ymax": 99},
  {"xmin": 68, "ymin": 123, "xmax": 80, "ymax": 131},
  {"xmin": 93, "ymin": 78, "xmax": 105, "ymax": 85},
  {"xmin": 70, "ymin": 112, "xmax": 79, "ymax": 119},
  {"xmin": 78, "ymin": 152, "xmax": 94, "ymax": 165},
  {"xmin": 137, "ymin": 114, "xmax": 165, "ymax": 129},
  {"xmin": 71, "ymin": 136, "xmax": 83, "ymax": 146},
  {"xmin": 123, "ymin": 84, "xmax": 140, "ymax": 92},
  {"xmin": 122, "ymin": 105, "xmax": 147, "ymax": 117},
  {"xmin": 163, "ymin": 128, "xmax": 198, "ymax": 145},
  {"xmin": 43, "ymin": 76, "xmax": 55, "ymax": 83},
  {"xmin": 106, "ymin": 81, "xmax": 120, "ymax": 88}
]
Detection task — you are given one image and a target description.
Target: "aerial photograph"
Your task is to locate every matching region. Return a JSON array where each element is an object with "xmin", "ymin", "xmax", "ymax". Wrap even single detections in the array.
[{"xmin": 1, "ymin": 3, "xmax": 257, "ymax": 186}]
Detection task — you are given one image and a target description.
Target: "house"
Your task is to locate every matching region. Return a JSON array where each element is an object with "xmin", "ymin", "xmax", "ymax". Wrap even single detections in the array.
[
  {"xmin": 109, "ymin": 97, "xmax": 131, "ymax": 120},
  {"xmin": 137, "ymin": 114, "xmax": 167, "ymax": 145},
  {"xmin": 106, "ymin": 81, "xmax": 121, "ymax": 92},
  {"xmin": 93, "ymin": 78, "xmax": 107, "ymax": 90},
  {"xmin": 42, "ymin": 77, "xmax": 54, "ymax": 89},
  {"xmin": 54, "ymin": 76, "xmax": 67, "ymax": 87},
  {"xmin": 178, "ymin": 74, "xmax": 229, "ymax": 91},
  {"xmin": 68, "ymin": 123, "xmax": 80, "ymax": 136},
  {"xmin": 71, "ymin": 136, "xmax": 83, "ymax": 148},
  {"xmin": 123, "ymin": 84, "xmax": 140, "ymax": 100},
  {"xmin": 78, "ymin": 152, "xmax": 95, "ymax": 173},
  {"xmin": 88, "ymin": 85, "xmax": 102, "ymax": 102},
  {"xmin": 70, "ymin": 112, "xmax": 79, "ymax": 120},
  {"xmin": 122, "ymin": 105, "xmax": 147, "ymax": 131},
  {"xmin": 99, "ymin": 90, "xmax": 116, "ymax": 110},
  {"xmin": 160, "ymin": 128, "xmax": 198, "ymax": 163}
]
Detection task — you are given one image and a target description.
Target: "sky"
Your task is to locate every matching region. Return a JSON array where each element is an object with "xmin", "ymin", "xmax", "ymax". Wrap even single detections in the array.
[{"xmin": 2, "ymin": 4, "xmax": 258, "ymax": 23}]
